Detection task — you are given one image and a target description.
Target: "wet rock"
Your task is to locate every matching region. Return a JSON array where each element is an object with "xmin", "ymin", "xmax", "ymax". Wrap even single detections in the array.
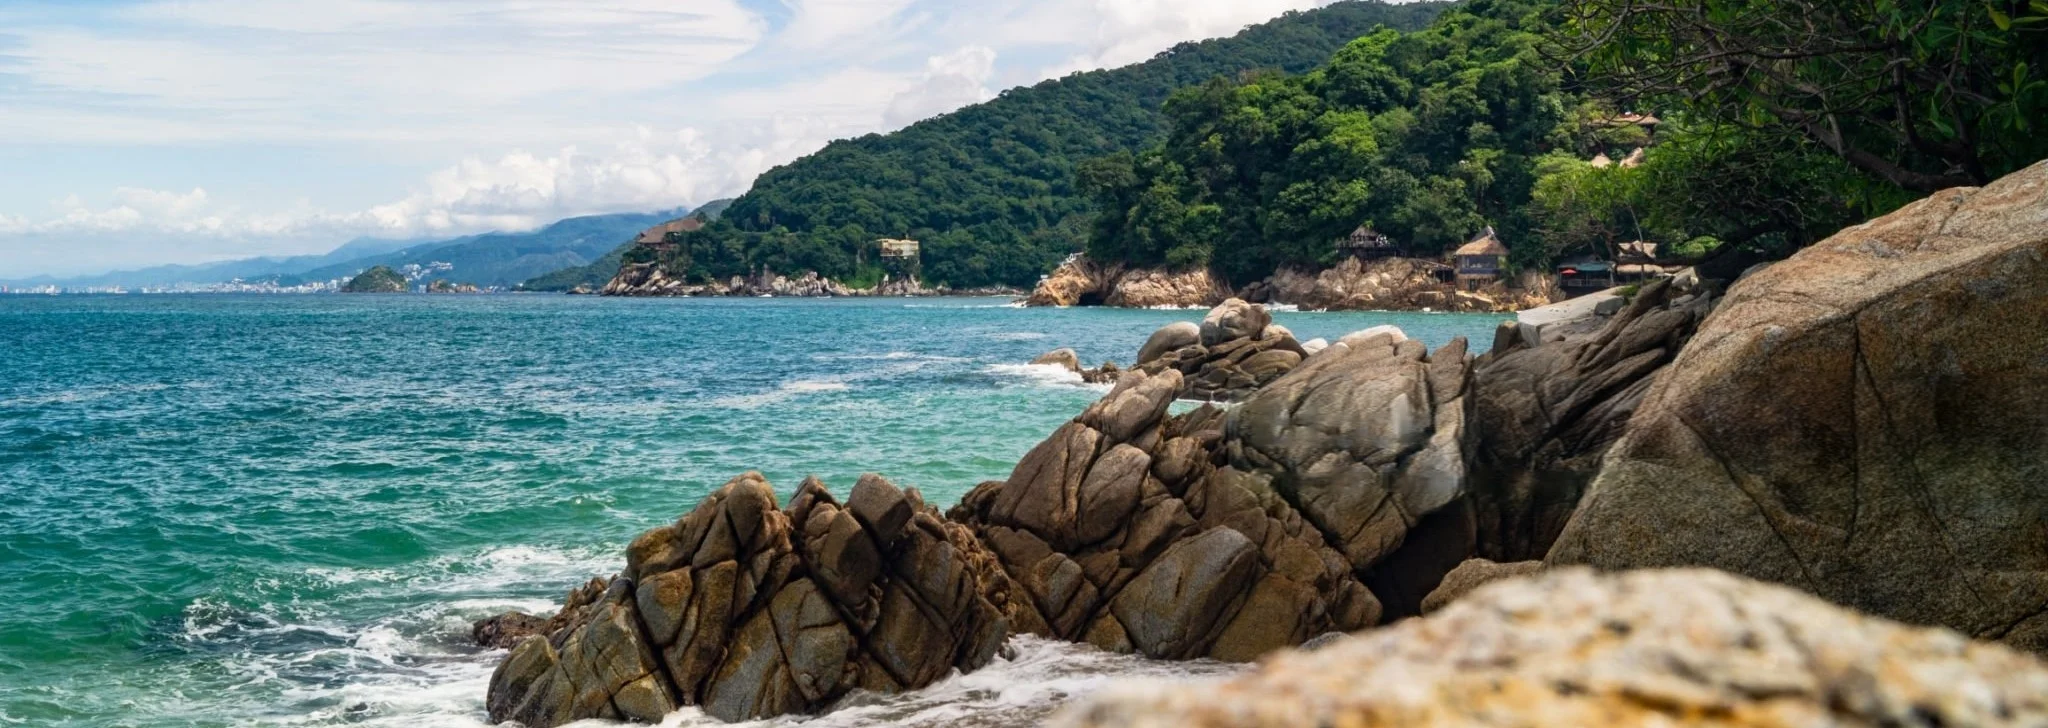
[
  {"xmin": 1054, "ymin": 568, "xmax": 2048, "ymax": 728},
  {"xmin": 1548, "ymin": 161, "xmax": 2048, "ymax": 652},
  {"xmin": 473, "ymin": 610, "xmax": 551, "ymax": 649},
  {"xmin": 486, "ymin": 472, "xmax": 1011, "ymax": 726},
  {"xmin": 1031, "ymin": 348, "xmax": 1084, "ymax": 373}
]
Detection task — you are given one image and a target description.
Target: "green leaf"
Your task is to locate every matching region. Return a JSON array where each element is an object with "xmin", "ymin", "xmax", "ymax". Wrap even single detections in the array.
[
  {"xmin": 2034, "ymin": 0, "xmax": 2048, "ymax": 15},
  {"xmin": 1989, "ymin": 3, "xmax": 2013, "ymax": 29}
]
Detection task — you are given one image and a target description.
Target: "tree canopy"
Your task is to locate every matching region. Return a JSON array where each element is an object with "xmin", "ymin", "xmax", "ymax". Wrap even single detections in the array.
[
  {"xmin": 1553, "ymin": 0, "xmax": 2048, "ymax": 192},
  {"xmin": 1081, "ymin": 0, "xmax": 1586, "ymax": 282},
  {"xmin": 624, "ymin": 1, "xmax": 1448, "ymax": 289}
]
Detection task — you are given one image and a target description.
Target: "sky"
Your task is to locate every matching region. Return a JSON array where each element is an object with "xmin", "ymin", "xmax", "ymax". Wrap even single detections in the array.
[{"xmin": 0, "ymin": 0, "xmax": 1344, "ymax": 279}]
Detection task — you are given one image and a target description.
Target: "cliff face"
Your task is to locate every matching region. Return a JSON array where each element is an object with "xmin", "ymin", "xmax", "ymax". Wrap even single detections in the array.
[{"xmin": 1245, "ymin": 257, "xmax": 1556, "ymax": 313}]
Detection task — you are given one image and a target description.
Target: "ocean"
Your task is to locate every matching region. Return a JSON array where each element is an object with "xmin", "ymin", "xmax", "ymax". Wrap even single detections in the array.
[{"xmin": 0, "ymin": 294, "xmax": 1510, "ymax": 727}]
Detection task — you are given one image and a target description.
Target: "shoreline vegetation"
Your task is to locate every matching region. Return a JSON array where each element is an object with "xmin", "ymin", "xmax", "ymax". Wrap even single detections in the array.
[{"xmin": 478, "ymin": 159, "xmax": 2048, "ymax": 728}]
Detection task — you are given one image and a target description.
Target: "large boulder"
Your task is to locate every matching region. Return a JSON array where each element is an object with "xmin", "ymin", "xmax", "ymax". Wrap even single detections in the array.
[
  {"xmin": 1134, "ymin": 321, "xmax": 1200, "ymax": 367},
  {"xmin": 1228, "ymin": 330, "xmax": 1475, "ymax": 617},
  {"xmin": 1053, "ymin": 568, "xmax": 2048, "ymax": 728},
  {"xmin": 952, "ymin": 369, "xmax": 1380, "ymax": 662},
  {"xmin": 1198, "ymin": 298, "xmax": 1270, "ymax": 345},
  {"xmin": 1547, "ymin": 161, "xmax": 2048, "ymax": 652},
  {"xmin": 1031, "ymin": 348, "xmax": 1084, "ymax": 374},
  {"xmin": 486, "ymin": 472, "xmax": 1012, "ymax": 726},
  {"xmin": 1462, "ymin": 275, "xmax": 1716, "ymax": 561}
]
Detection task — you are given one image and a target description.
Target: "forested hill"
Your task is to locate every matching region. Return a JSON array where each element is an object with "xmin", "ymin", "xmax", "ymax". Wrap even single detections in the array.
[{"xmin": 632, "ymin": 1, "xmax": 1448, "ymax": 289}]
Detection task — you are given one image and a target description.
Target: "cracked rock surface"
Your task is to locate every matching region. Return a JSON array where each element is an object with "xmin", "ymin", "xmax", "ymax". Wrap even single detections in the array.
[
  {"xmin": 1052, "ymin": 568, "xmax": 2048, "ymax": 728},
  {"xmin": 951, "ymin": 368, "xmax": 1384, "ymax": 661},
  {"xmin": 1131, "ymin": 299, "xmax": 1310, "ymax": 402},
  {"xmin": 1547, "ymin": 160, "xmax": 2048, "ymax": 651},
  {"xmin": 486, "ymin": 472, "xmax": 1010, "ymax": 727}
]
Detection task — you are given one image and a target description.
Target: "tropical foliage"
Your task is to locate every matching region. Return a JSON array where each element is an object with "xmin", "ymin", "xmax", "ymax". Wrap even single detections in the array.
[
  {"xmin": 1081, "ymin": 0, "xmax": 1583, "ymax": 281},
  {"xmin": 627, "ymin": 1, "xmax": 1448, "ymax": 289}
]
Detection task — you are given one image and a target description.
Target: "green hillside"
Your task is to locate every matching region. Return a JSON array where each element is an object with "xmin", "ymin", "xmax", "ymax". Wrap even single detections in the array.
[
  {"xmin": 1082, "ymin": 0, "xmax": 2048, "ymax": 281},
  {"xmin": 522, "ymin": 199, "xmax": 733, "ymax": 291},
  {"xmin": 633, "ymin": 1, "xmax": 1448, "ymax": 289},
  {"xmin": 340, "ymin": 266, "xmax": 407, "ymax": 293},
  {"xmin": 290, "ymin": 210, "xmax": 681, "ymax": 289}
]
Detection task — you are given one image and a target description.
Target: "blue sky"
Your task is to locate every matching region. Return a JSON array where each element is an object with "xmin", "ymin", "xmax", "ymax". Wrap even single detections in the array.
[{"xmin": 0, "ymin": 0, "xmax": 1341, "ymax": 278}]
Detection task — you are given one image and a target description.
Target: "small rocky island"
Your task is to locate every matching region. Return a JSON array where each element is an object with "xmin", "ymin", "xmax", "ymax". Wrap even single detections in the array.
[
  {"xmin": 481, "ymin": 162, "xmax": 2048, "ymax": 727},
  {"xmin": 340, "ymin": 265, "xmax": 407, "ymax": 293}
]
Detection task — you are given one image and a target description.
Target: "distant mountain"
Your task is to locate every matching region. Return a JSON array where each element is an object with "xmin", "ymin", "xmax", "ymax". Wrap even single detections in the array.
[
  {"xmin": 521, "ymin": 199, "xmax": 734, "ymax": 292},
  {"xmin": 2, "ymin": 210, "xmax": 688, "ymax": 290},
  {"xmin": 0, "ymin": 237, "xmax": 421, "ymax": 289},
  {"xmin": 287, "ymin": 209, "xmax": 686, "ymax": 288}
]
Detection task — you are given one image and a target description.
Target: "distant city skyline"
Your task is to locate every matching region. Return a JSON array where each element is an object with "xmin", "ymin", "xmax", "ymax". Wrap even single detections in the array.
[{"xmin": 0, "ymin": 0, "xmax": 1349, "ymax": 278}]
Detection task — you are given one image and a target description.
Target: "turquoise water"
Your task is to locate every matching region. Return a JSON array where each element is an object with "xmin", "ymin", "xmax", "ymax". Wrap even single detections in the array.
[{"xmin": 0, "ymin": 295, "xmax": 1508, "ymax": 727}]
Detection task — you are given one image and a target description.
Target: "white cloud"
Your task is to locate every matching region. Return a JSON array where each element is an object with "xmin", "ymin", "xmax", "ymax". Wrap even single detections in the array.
[
  {"xmin": 0, "ymin": 0, "xmax": 767, "ymax": 144},
  {"xmin": 0, "ymin": 0, "xmax": 1369, "ymax": 278},
  {"xmin": 884, "ymin": 46, "xmax": 999, "ymax": 127},
  {"xmin": 1034, "ymin": 0, "xmax": 1338, "ymax": 78}
]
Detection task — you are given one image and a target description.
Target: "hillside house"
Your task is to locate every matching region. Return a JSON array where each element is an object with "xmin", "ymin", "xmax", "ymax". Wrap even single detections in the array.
[
  {"xmin": 877, "ymin": 238, "xmax": 921, "ymax": 276},
  {"xmin": 1453, "ymin": 227, "xmax": 1508, "ymax": 290},
  {"xmin": 634, "ymin": 217, "xmax": 704, "ymax": 252},
  {"xmin": 1336, "ymin": 225, "xmax": 1399, "ymax": 259}
]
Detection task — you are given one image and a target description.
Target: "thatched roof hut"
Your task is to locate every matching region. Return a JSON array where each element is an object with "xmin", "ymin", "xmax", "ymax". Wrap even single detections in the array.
[
  {"xmin": 634, "ymin": 217, "xmax": 704, "ymax": 247},
  {"xmin": 1454, "ymin": 227, "xmax": 1509, "ymax": 258}
]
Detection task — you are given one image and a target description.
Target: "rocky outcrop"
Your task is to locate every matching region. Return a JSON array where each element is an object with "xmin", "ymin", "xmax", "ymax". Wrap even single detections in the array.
[
  {"xmin": 1023, "ymin": 255, "xmax": 1229, "ymax": 308},
  {"xmin": 1461, "ymin": 275, "xmax": 1716, "ymax": 560},
  {"xmin": 1030, "ymin": 254, "xmax": 1557, "ymax": 311},
  {"xmin": 1053, "ymin": 568, "xmax": 2048, "ymax": 728},
  {"xmin": 1024, "ymin": 256, "xmax": 1120, "ymax": 307},
  {"xmin": 474, "ymin": 610, "xmax": 551, "ymax": 649},
  {"xmin": 1547, "ymin": 160, "xmax": 2048, "ymax": 652},
  {"xmin": 1241, "ymin": 256, "xmax": 1557, "ymax": 312},
  {"xmin": 951, "ymin": 369, "xmax": 1382, "ymax": 662},
  {"xmin": 1130, "ymin": 299, "xmax": 1308, "ymax": 402},
  {"xmin": 1228, "ymin": 327, "xmax": 1477, "ymax": 617},
  {"xmin": 1102, "ymin": 267, "xmax": 1233, "ymax": 309},
  {"xmin": 485, "ymin": 472, "xmax": 1011, "ymax": 727},
  {"xmin": 604, "ymin": 266, "xmax": 1003, "ymax": 298},
  {"xmin": 1030, "ymin": 348, "xmax": 1121, "ymax": 385}
]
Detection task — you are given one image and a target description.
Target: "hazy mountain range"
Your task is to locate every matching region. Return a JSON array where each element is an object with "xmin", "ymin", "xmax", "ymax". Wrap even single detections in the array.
[{"xmin": 3, "ymin": 208, "xmax": 691, "ymax": 290}]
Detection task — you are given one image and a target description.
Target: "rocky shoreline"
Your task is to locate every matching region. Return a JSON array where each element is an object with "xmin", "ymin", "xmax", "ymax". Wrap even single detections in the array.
[
  {"xmin": 484, "ymin": 162, "xmax": 2048, "ymax": 727},
  {"xmin": 1024, "ymin": 254, "xmax": 1559, "ymax": 313},
  {"xmin": 598, "ymin": 263, "xmax": 1022, "ymax": 298}
]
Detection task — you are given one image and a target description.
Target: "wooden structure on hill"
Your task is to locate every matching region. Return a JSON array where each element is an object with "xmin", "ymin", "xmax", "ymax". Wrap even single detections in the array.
[
  {"xmin": 876, "ymin": 238, "xmax": 922, "ymax": 277},
  {"xmin": 1335, "ymin": 225, "xmax": 1399, "ymax": 259},
  {"xmin": 634, "ymin": 217, "xmax": 704, "ymax": 253},
  {"xmin": 1452, "ymin": 227, "xmax": 1508, "ymax": 290}
]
